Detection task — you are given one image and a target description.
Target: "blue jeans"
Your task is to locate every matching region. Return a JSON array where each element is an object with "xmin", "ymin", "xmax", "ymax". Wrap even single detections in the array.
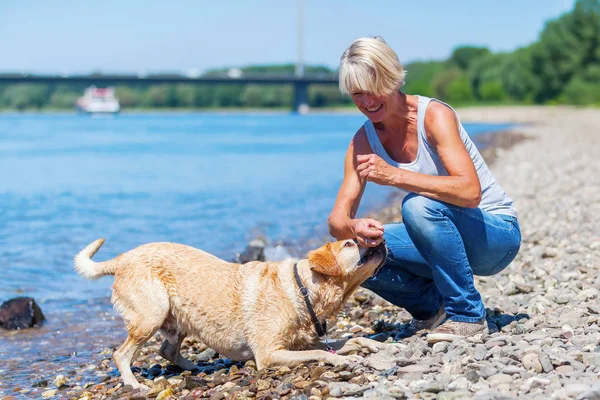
[{"xmin": 362, "ymin": 193, "xmax": 521, "ymax": 323}]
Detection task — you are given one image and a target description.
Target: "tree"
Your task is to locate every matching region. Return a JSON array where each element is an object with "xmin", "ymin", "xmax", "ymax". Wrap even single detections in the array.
[
  {"xmin": 0, "ymin": 84, "xmax": 49, "ymax": 110},
  {"xmin": 261, "ymin": 85, "xmax": 292, "ymax": 108},
  {"xmin": 115, "ymin": 85, "xmax": 138, "ymax": 108},
  {"xmin": 561, "ymin": 76, "xmax": 600, "ymax": 104},
  {"xmin": 48, "ymin": 91, "xmax": 77, "ymax": 108},
  {"xmin": 402, "ymin": 61, "xmax": 444, "ymax": 97},
  {"xmin": 449, "ymin": 46, "xmax": 491, "ymax": 71},
  {"xmin": 309, "ymin": 85, "xmax": 349, "ymax": 107},
  {"xmin": 479, "ymin": 81, "xmax": 506, "ymax": 102},
  {"xmin": 140, "ymin": 85, "xmax": 174, "ymax": 107},
  {"xmin": 213, "ymin": 85, "xmax": 244, "ymax": 108},
  {"xmin": 174, "ymin": 84, "xmax": 196, "ymax": 108},
  {"xmin": 499, "ymin": 48, "xmax": 539, "ymax": 102},
  {"xmin": 431, "ymin": 68, "xmax": 463, "ymax": 101},
  {"xmin": 468, "ymin": 53, "xmax": 508, "ymax": 100},
  {"xmin": 242, "ymin": 85, "xmax": 263, "ymax": 108},
  {"xmin": 530, "ymin": 0, "xmax": 600, "ymax": 102},
  {"xmin": 445, "ymin": 74, "xmax": 475, "ymax": 103},
  {"xmin": 193, "ymin": 86, "xmax": 216, "ymax": 108}
]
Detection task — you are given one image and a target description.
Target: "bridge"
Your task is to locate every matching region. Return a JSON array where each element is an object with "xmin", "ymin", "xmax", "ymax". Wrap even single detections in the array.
[{"xmin": 0, "ymin": 74, "xmax": 340, "ymax": 112}]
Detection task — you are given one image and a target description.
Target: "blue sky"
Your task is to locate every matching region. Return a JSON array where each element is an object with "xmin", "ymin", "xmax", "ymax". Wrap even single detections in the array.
[{"xmin": 0, "ymin": 0, "xmax": 575, "ymax": 75}]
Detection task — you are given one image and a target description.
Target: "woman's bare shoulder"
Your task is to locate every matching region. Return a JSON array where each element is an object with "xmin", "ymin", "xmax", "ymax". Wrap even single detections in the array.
[
  {"xmin": 350, "ymin": 125, "xmax": 372, "ymax": 154},
  {"xmin": 424, "ymin": 100, "xmax": 456, "ymax": 126},
  {"xmin": 423, "ymin": 101, "xmax": 460, "ymax": 145}
]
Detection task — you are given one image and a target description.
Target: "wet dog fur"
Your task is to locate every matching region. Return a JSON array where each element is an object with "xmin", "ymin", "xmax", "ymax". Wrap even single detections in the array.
[{"xmin": 74, "ymin": 238, "xmax": 392, "ymax": 389}]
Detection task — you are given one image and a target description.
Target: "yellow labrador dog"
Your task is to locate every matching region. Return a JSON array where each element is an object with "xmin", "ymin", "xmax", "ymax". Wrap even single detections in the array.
[{"xmin": 74, "ymin": 238, "xmax": 390, "ymax": 389}]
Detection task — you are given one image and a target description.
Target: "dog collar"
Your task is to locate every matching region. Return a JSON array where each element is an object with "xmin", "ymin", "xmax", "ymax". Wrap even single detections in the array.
[{"xmin": 293, "ymin": 262, "xmax": 327, "ymax": 338}]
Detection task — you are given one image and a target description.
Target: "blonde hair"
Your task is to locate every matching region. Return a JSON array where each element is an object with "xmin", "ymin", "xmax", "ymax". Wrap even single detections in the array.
[{"xmin": 339, "ymin": 36, "xmax": 406, "ymax": 96}]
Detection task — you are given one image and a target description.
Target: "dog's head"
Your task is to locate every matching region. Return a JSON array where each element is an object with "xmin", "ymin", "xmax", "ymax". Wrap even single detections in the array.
[{"xmin": 307, "ymin": 239, "xmax": 387, "ymax": 289}]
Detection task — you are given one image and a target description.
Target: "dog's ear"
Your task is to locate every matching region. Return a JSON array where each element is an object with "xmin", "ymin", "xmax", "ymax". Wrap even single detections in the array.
[{"xmin": 308, "ymin": 243, "xmax": 342, "ymax": 276}]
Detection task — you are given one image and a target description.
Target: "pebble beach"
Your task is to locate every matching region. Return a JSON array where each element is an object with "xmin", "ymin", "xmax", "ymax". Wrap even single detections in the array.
[{"xmin": 3, "ymin": 106, "xmax": 600, "ymax": 400}]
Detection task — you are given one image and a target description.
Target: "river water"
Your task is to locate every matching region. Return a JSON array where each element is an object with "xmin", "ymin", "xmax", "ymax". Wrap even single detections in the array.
[{"xmin": 0, "ymin": 112, "xmax": 512, "ymax": 395}]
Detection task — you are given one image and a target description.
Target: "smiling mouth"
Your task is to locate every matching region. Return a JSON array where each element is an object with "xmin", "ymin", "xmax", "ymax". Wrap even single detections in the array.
[{"xmin": 366, "ymin": 104, "xmax": 382, "ymax": 112}]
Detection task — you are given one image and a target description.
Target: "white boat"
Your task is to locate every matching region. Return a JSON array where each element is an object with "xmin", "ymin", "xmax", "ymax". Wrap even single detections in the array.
[{"xmin": 76, "ymin": 86, "xmax": 120, "ymax": 114}]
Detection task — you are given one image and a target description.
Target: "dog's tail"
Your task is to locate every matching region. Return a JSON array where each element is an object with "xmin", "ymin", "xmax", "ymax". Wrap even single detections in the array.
[{"xmin": 74, "ymin": 239, "xmax": 116, "ymax": 279}]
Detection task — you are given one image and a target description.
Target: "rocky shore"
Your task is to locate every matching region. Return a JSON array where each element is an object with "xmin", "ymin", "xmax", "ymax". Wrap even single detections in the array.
[{"xmin": 4, "ymin": 106, "xmax": 600, "ymax": 400}]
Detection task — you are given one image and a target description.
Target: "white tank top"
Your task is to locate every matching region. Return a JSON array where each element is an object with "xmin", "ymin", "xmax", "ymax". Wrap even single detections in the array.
[{"xmin": 363, "ymin": 95, "xmax": 517, "ymax": 218}]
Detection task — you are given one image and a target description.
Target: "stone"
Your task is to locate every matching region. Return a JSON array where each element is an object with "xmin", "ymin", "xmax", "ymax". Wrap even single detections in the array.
[
  {"xmin": 555, "ymin": 365, "xmax": 575, "ymax": 374},
  {"xmin": 486, "ymin": 374, "xmax": 513, "ymax": 386},
  {"xmin": 195, "ymin": 348, "xmax": 218, "ymax": 362},
  {"xmin": 436, "ymin": 391, "xmax": 472, "ymax": 400},
  {"xmin": 432, "ymin": 342, "xmax": 450, "ymax": 354},
  {"xmin": 562, "ymin": 383, "xmax": 592, "ymax": 398},
  {"xmin": 234, "ymin": 238, "xmax": 265, "ymax": 263},
  {"xmin": 576, "ymin": 385, "xmax": 600, "ymax": 400},
  {"xmin": 465, "ymin": 369, "xmax": 479, "ymax": 383},
  {"xmin": 501, "ymin": 365, "xmax": 525, "ymax": 375},
  {"xmin": 0, "ymin": 297, "xmax": 45, "ymax": 330},
  {"xmin": 53, "ymin": 374, "xmax": 67, "ymax": 388},
  {"xmin": 522, "ymin": 353, "xmax": 543, "ymax": 373},
  {"xmin": 185, "ymin": 376, "xmax": 208, "ymax": 390}
]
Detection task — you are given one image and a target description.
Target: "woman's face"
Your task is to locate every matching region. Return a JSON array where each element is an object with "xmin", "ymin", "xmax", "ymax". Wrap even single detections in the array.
[{"xmin": 351, "ymin": 90, "xmax": 395, "ymax": 123}]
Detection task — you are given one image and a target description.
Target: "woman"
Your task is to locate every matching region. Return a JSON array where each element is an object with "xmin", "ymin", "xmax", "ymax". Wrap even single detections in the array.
[{"xmin": 328, "ymin": 37, "xmax": 521, "ymax": 343}]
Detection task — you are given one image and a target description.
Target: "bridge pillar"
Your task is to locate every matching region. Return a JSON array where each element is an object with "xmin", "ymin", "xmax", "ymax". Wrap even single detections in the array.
[{"xmin": 293, "ymin": 81, "xmax": 309, "ymax": 114}]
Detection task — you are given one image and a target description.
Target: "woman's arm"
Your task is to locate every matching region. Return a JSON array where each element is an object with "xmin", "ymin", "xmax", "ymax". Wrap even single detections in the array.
[
  {"xmin": 357, "ymin": 102, "xmax": 482, "ymax": 208},
  {"xmin": 328, "ymin": 128, "xmax": 385, "ymax": 246}
]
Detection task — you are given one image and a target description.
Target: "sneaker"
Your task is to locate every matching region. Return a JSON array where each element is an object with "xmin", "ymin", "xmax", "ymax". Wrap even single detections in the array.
[
  {"xmin": 409, "ymin": 306, "xmax": 446, "ymax": 334},
  {"xmin": 426, "ymin": 319, "xmax": 487, "ymax": 343}
]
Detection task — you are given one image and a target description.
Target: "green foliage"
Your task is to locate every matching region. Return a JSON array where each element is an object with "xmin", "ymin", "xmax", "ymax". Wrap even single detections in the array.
[
  {"xmin": 449, "ymin": 46, "xmax": 491, "ymax": 70},
  {"xmin": 479, "ymin": 81, "xmax": 506, "ymax": 101},
  {"xmin": 114, "ymin": 86, "xmax": 138, "ymax": 108},
  {"xmin": 260, "ymin": 85, "xmax": 293, "ymax": 108},
  {"xmin": 0, "ymin": 84, "xmax": 49, "ymax": 109},
  {"xmin": 193, "ymin": 86, "xmax": 216, "ymax": 108},
  {"xmin": 498, "ymin": 48, "xmax": 539, "ymax": 102},
  {"xmin": 445, "ymin": 74, "xmax": 475, "ymax": 103},
  {"xmin": 469, "ymin": 53, "xmax": 507, "ymax": 100},
  {"xmin": 49, "ymin": 91, "xmax": 77, "ymax": 108},
  {"xmin": 242, "ymin": 85, "xmax": 293, "ymax": 108},
  {"xmin": 402, "ymin": 61, "xmax": 443, "ymax": 97},
  {"xmin": 174, "ymin": 84, "xmax": 196, "ymax": 107},
  {"xmin": 140, "ymin": 85, "xmax": 175, "ymax": 107},
  {"xmin": 309, "ymin": 85, "xmax": 350, "ymax": 107},
  {"xmin": 431, "ymin": 68, "xmax": 462, "ymax": 100},
  {"xmin": 242, "ymin": 85, "xmax": 263, "ymax": 108},
  {"xmin": 213, "ymin": 85, "xmax": 244, "ymax": 107},
  {"xmin": 561, "ymin": 77, "xmax": 600, "ymax": 104},
  {"xmin": 529, "ymin": 0, "xmax": 600, "ymax": 102}
]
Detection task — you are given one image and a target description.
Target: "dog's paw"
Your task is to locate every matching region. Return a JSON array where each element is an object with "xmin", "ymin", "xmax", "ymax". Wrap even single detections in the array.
[
  {"xmin": 384, "ymin": 342, "xmax": 405, "ymax": 354},
  {"xmin": 131, "ymin": 383, "xmax": 151, "ymax": 392},
  {"xmin": 345, "ymin": 337, "xmax": 389, "ymax": 354},
  {"xmin": 327, "ymin": 353, "xmax": 363, "ymax": 367},
  {"xmin": 344, "ymin": 354, "xmax": 364, "ymax": 364}
]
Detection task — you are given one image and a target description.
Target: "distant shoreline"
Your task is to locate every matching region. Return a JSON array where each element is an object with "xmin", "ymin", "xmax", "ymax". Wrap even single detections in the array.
[{"xmin": 0, "ymin": 104, "xmax": 588, "ymax": 116}]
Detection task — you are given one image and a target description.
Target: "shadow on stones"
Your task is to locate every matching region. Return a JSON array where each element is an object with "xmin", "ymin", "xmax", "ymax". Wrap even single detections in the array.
[
  {"xmin": 367, "ymin": 308, "xmax": 531, "ymax": 342},
  {"xmin": 485, "ymin": 308, "xmax": 531, "ymax": 334},
  {"xmin": 122, "ymin": 357, "xmax": 246, "ymax": 380}
]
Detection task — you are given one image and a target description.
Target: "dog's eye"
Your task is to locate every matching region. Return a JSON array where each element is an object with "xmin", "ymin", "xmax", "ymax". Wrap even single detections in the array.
[{"xmin": 344, "ymin": 241, "xmax": 355, "ymax": 248}]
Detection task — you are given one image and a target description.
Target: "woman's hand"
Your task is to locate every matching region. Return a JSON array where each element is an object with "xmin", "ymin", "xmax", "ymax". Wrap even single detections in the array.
[
  {"xmin": 356, "ymin": 154, "xmax": 399, "ymax": 186},
  {"xmin": 351, "ymin": 218, "xmax": 384, "ymax": 247}
]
